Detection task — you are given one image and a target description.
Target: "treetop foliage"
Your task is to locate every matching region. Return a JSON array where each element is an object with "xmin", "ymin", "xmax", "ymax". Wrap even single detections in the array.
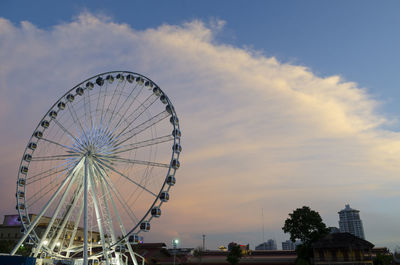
[
  {"xmin": 226, "ymin": 244, "xmax": 243, "ymax": 265},
  {"xmin": 282, "ymin": 206, "xmax": 329, "ymax": 245}
]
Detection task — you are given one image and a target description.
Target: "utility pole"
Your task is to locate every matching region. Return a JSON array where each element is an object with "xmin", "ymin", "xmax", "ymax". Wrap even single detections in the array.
[
  {"xmin": 262, "ymin": 208, "xmax": 265, "ymax": 244},
  {"xmin": 173, "ymin": 239, "xmax": 179, "ymax": 265},
  {"xmin": 202, "ymin": 234, "xmax": 205, "ymax": 250}
]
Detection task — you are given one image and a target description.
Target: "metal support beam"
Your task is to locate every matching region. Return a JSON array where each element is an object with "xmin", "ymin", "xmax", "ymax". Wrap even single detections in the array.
[
  {"xmin": 88, "ymin": 161, "xmax": 110, "ymax": 265},
  {"xmin": 83, "ymin": 157, "xmax": 89, "ymax": 265}
]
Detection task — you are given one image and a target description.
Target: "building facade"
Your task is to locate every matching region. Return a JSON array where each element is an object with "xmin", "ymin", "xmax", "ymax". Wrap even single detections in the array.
[
  {"xmin": 338, "ymin": 204, "xmax": 365, "ymax": 239},
  {"xmin": 256, "ymin": 239, "xmax": 277, "ymax": 250},
  {"xmin": 281, "ymin": 240, "xmax": 301, "ymax": 251},
  {"xmin": 0, "ymin": 214, "xmax": 100, "ymax": 245}
]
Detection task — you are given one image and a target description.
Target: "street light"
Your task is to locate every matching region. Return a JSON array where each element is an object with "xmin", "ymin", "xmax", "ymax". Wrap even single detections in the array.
[{"xmin": 172, "ymin": 238, "xmax": 179, "ymax": 265}]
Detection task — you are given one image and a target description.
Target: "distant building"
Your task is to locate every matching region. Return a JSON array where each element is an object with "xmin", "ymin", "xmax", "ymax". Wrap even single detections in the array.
[
  {"xmin": 256, "ymin": 239, "xmax": 277, "ymax": 250},
  {"xmin": 338, "ymin": 204, "xmax": 365, "ymax": 239},
  {"xmin": 218, "ymin": 245, "xmax": 227, "ymax": 251},
  {"xmin": 329, "ymin": 227, "xmax": 340, "ymax": 234},
  {"xmin": 282, "ymin": 240, "xmax": 301, "ymax": 251},
  {"xmin": 0, "ymin": 214, "xmax": 100, "ymax": 245},
  {"xmin": 228, "ymin": 242, "xmax": 249, "ymax": 253}
]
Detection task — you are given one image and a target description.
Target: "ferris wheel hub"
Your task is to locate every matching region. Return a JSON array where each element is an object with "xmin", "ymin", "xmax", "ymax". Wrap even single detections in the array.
[{"xmin": 73, "ymin": 126, "xmax": 118, "ymax": 158}]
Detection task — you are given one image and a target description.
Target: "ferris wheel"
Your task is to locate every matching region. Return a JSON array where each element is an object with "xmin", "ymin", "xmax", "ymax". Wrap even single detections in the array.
[{"xmin": 11, "ymin": 71, "xmax": 182, "ymax": 265}]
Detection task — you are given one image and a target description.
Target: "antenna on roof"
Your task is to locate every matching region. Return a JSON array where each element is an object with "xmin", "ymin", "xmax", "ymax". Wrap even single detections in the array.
[{"xmin": 262, "ymin": 208, "xmax": 265, "ymax": 243}]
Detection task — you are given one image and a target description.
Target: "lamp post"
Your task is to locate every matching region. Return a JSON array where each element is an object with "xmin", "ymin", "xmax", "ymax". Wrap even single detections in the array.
[{"xmin": 173, "ymin": 239, "xmax": 179, "ymax": 265}]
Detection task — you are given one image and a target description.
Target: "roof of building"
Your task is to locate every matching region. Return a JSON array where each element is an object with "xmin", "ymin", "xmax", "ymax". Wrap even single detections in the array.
[
  {"xmin": 134, "ymin": 243, "xmax": 167, "ymax": 249},
  {"xmin": 338, "ymin": 204, "xmax": 359, "ymax": 213},
  {"xmin": 312, "ymin": 232, "xmax": 374, "ymax": 249}
]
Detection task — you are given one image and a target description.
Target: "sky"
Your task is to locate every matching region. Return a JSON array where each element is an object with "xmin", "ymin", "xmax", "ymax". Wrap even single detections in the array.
[{"xmin": 1, "ymin": 0, "xmax": 400, "ymax": 250}]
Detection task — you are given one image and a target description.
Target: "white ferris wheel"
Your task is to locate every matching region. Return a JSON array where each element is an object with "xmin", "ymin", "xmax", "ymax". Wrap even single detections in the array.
[{"xmin": 11, "ymin": 71, "xmax": 182, "ymax": 265}]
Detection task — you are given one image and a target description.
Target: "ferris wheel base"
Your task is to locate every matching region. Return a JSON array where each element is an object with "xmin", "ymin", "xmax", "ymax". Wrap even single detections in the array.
[
  {"xmin": 0, "ymin": 255, "xmax": 141, "ymax": 265},
  {"xmin": 34, "ymin": 256, "xmax": 140, "ymax": 265}
]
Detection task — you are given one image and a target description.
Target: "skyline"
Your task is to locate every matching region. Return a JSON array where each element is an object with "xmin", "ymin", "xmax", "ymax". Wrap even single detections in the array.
[{"xmin": 1, "ymin": 2, "xmax": 400, "ymax": 250}]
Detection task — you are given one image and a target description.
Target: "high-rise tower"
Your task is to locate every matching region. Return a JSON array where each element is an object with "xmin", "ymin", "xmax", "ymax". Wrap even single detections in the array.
[{"xmin": 338, "ymin": 204, "xmax": 365, "ymax": 239}]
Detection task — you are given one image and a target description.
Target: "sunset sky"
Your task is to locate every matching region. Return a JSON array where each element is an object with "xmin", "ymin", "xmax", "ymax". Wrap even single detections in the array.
[{"xmin": 2, "ymin": 1, "xmax": 400, "ymax": 250}]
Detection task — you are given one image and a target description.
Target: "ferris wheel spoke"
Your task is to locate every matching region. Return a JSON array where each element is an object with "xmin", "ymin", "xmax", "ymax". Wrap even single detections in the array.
[
  {"xmin": 126, "ymin": 162, "xmax": 154, "ymax": 204},
  {"xmin": 113, "ymin": 134, "xmax": 174, "ymax": 155},
  {"xmin": 27, "ymin": 185, "xmax": 59, "ymax": 207},
  {"xmin": 26, "ymin": 159, "xmax": 75, "ymax": 181},
  {"xmin": 102, "ymin": 156, "xmax": 169, "ymax": 168},
  {"xmin": 93, "ymin": 157, "xmax": 157, "ymax": 197},
  {"xmin": 110, "ymin": 88, "xmax": 154, "ymax": 135},
  {"xmin": 95, "ymin": 79, "xmax": 103, "ymax": 126},
  {"xmin": 53, "ymin": 119, "xmax": 81, "ymax": 145},
  {"xmin": 26, "ymin": 159, "xmax": 82, "ymax": 207},
  {"xmin": 67, "ymin": 99, "xmax": 88, "ymax": 142},
  {"xmin": 110, "ymin": 82, "xmax": 142, "ymax": 133},
  {"xmin": 83, "ymin": 86, "xmax": 93, "ymax": 129},
  {"xmin": 31, "ymin": 154, "xmax": 81, "ymax": 162},
  {"xmin": 40, "ymin": 137, "xmax": 79, "ymax": 153},
  {"xmin": 102, "ymin": 175, "xmax": 139, "ymax": 225},
  {"xmin": 99, "ymin": 80, "xmax": 111, "ymax": 126},
  {"xmin": 26, "ymin": 166, "xmax": 70, "ymax": 187},
  {"xmin": 105, "ymin": 78, "xmax": 127, "ymax": 130},
  {"xmin": 113, "ymin": 93, "xmax": 159, "ymax": 137},
  {"xmin": 27, "ymin": 184, "xmax": 58, "ymax": 208},
  {"xmin": 92, "ymin": 161, "xmax": 139, "ymax": 223},
  {"xmin": 115, "ymin": 110, "xmax": 170, "ymax": 147}
]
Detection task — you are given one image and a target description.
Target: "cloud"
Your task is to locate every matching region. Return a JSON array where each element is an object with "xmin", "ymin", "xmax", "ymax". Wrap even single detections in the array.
[{"xmin": 1, "ymin": 13, "xmax": 400, "ymax": 249}]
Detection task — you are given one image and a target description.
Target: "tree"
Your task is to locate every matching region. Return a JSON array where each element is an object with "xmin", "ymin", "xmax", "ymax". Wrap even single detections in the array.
[
  {"xmin": 0, "ymin": 240, "xmax": 32, "ymax": 256},
  {"xmin": 282, "ymin": 206, "xmax": 329, "ymax": 245},
  {"xmin": 282, "ymin": 206, "xmax": 329, "ymax": 265},
  {"xmin": 226, "ymin": 244, "xmax": 242, "ymax": 265},
  {"xmin": 373, "ymin": 253, "xmax": 393, "ymax": 265}
]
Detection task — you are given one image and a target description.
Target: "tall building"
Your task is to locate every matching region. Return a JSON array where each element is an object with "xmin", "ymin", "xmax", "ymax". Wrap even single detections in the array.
[
  {"xmin": 255, "ymin": 239, "xmax": 277, "ymax": 250},
  {"xmin": 281, "ymin": 240, "xmax": 301, "ymax": 250},
  {"xmin": 338, "ymin": 204, "xmax": 365, "ymax": 239}
]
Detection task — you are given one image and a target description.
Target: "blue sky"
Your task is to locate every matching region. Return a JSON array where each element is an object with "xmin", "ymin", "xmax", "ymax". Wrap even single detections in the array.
[{"xmin": 2, "ymin": 1, "xmax": 400, "ymax": 250}]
